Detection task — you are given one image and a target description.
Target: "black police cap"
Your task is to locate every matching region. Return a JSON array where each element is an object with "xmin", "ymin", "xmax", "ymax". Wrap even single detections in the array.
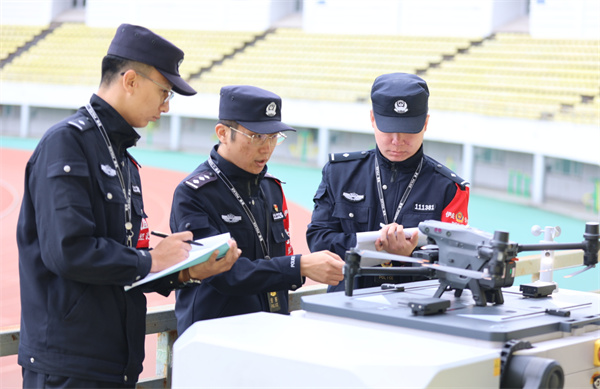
[
  {"xmin": 371, "ymin": 73, "xmax": 429, "ymax": 134},
  {"xmin": 108, "ymin": 23, "xmax": 196, "ymax": 96},
  {"xmin": 219, "ymin": 85, "xmax": 295, "ymax": 134}
]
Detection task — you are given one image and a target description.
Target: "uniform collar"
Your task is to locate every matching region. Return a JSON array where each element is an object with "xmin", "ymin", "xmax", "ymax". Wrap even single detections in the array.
[
  {"xmin": 375, "ymin": 144, "xmax": 424, "ymax": 172},
  {"xmin": 210, "ymin": 145, "xmax": 267, "ymax": 187},
  {"xmin": 89, "ymin": 94, "xmax": 141, "ymax": 155}
]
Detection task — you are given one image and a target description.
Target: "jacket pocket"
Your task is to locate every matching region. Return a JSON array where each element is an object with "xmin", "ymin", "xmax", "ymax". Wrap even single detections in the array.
[
  {"xmin": 131, "ymin": 192, "xmax": 147, "ymax": 218},
  {"xmin": 270, "ymin": 220, "xmax": 289, "ymax": 244},
  {"xmin": 47, "ymin": 160, "xmax": 90, "ymax": 209},
  {"xmin": 332, "ymin": 202, "xmax": 370, "ymax": 231},
  {"xmin": 96, "ymin": 175, "xmax": 127, "ymax": 205}
]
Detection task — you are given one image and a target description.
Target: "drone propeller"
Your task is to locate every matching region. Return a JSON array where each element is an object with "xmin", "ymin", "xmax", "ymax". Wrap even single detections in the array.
[
  {"xmin": 564, "ymin": 264, "xmax": 596, "ymax": 278},
  {"xmin": 358, "ymin": 250, "xmax": 491, "ymax": 280}
]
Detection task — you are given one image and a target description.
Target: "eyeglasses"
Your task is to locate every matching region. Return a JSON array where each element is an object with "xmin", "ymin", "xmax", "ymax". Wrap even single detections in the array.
[
  {"xmin": 123, "ymin": 71, "xmax": 174, "ymax": 104},
  {"xmin": 229, "ymin": 126, "xmax": 287, "ymax": 146}
]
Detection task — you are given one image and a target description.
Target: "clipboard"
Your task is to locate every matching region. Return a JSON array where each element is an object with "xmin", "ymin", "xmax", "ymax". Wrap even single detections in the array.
[{"xmin": 125, "ymin": 232, "xmax": 231, "ymax": 290}]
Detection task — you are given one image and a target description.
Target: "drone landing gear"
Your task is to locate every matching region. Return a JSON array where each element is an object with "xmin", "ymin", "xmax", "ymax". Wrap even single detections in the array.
[{"xmin": 434, "ymin": 279, "xmax": 505, "ymax": 306}]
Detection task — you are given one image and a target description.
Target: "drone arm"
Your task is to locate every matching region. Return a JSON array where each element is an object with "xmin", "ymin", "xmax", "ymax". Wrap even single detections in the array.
[
  {"xmin": 583, "ymin": 222, "xmax": 599, "ymax": 267},
  {"xmin": 517, "ymin": 242, "xmax": 587, "ymax": 252},
  {"xmin": 344, "ymin": 250, "xmax": 361, "ymax": 296},
  {"xmin": 516, "ymin": 222, "xmax": 599, "ymax": 267}
]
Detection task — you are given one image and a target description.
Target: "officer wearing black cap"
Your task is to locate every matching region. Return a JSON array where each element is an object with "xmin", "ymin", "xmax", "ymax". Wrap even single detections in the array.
[
  {"xmin": 170, "ymin": 85, "xmax": 344, "ymax": 334},
  {"xmin": 307, "ymin": 72, "xmax": 470, "ymax": 292},
  {"xmin": 17, "ymin": 24, "xmax": 240, "ymax": 388}
]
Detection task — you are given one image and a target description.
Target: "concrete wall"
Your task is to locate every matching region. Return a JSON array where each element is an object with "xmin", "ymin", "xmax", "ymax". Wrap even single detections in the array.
[
  {"xmin": 303, "ymin": 0, "xmax": 402, "ymax": 35},
  {"xmin": 530, "ymin": 0, "xmax": 600, "ymax": 39},
  {"xmin": 85, "ymin": 0, "xmax": 296, "ymax": 31},
  {"xmin": 546, "ymin": 158, "xmax": 600, "ymax": 206},
  {"xmin": 3, "ymin": 0, "xmax": 599, "ymax": 40},
  {"xmin": 473, "ymin": 149, "xmax": 534, "ymax": 195},
  {"xmin": 0, "ymin": 0, "xmax": 68, "ymax": 25},
  {"xmin": 303, "ymin": 0, "xmax": 529, "ymax": 37}
]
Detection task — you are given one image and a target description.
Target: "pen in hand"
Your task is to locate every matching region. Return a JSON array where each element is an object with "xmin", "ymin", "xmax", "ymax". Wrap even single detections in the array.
[{"xmin": 151, "ymin": 231, "xmax": 203, "ymax": 246}]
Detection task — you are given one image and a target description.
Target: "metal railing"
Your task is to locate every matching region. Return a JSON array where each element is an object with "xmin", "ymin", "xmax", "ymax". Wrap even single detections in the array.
[{"xmin": 0, "ymin": 250, "xmax": 595, "ymax": 388}]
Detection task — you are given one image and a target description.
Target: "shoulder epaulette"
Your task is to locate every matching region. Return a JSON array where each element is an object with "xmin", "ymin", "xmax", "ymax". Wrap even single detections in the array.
[
  {"xmin": 434, "ymin": 162, "xmax": 470, "ymax": 190},
  {"xmin": 329, "ymin": 150, "xmax": 369, "ymax": 163},
  {"xmin": 67, "ymin": 113, "xmax": 95, "ymax": 132},
  {"xmin": 184, "ymin": 170, "xmax": 217, "ymax": 190}
]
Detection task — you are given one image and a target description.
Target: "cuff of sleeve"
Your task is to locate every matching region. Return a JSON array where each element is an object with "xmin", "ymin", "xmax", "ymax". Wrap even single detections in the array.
[
  {"xmin": 134, "ymin": 248, "xmax": 152, "ymax": 284},
  {"xmin": 276, "ymin": 255, "xmax": 302, "ymax": 290}
]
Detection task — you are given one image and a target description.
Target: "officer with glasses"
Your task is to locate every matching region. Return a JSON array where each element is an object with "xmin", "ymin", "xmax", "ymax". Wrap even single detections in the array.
[
  {"xmin": 17, "ymin": 24, "xmax": 240, "ymax": 388},
  {"xmin": 170, "ymin": 85, "xmax": 344, "ymax": 335}
]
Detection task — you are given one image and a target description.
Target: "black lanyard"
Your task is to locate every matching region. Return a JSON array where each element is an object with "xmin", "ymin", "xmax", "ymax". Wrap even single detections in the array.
[
  {"xmin": 208, "ymin": 157, "xmax": 270, "ymax": 260},
  {"xmin": 375, "ymin": 156, "xmax": 423, "ymax": 225},
  {"xmin": 85, "ymin": 104, "xmax": 134, "ymax": 247}
]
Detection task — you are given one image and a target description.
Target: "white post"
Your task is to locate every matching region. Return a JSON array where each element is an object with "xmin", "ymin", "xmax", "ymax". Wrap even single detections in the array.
[
  {"xmin": 317, "ymin": 126, "xmax": 330, "ymax": 167},
  {"xmin": 531, "ymin": 225, "xmax": 561, "ymax": 285},
  {"xmin": 532, "ymin": 153, "xmax": 545, "ymax": 205},
  {"xmin": 20, "ymin": 104, "xmax": 30, "ymax": 138},
  {"xmin": 170, "ymin": 115, "xmax": 181, "ymax": 151},
  {"xmin": 462, "ymin": 143, "xmax": 474, "ymax": 184}
]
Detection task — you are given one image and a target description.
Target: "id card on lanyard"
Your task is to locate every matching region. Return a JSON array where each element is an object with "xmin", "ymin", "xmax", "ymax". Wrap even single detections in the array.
[
  {"xmin": 375, "ymin": 157, "xmax": 423, "ymax": 225},
  {"xmin": 208, "ymin": 157, "xmax": 282, "ymax": 312}
]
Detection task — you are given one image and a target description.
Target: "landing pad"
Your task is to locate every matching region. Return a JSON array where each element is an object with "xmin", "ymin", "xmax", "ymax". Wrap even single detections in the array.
[{"xmin": 301, "ymin": 280, "xmax": 600, "ymax": 342}]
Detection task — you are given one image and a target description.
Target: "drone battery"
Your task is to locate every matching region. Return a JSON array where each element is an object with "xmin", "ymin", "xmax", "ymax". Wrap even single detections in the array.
[
  {"xmin": 519, "ymin": 282, "xmax": 557, "ymax": 298},
  {"xmin": 408, "ymin": 298, "xmax": 450, "ymax": 316}
]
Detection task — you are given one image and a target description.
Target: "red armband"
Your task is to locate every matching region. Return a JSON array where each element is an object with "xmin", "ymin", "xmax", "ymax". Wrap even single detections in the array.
[
  {"xmin": 136, "ymin": 217, "xmax": 150, "ymax": 249},
  {"xmin": 275, "ymin": 181, "xmax": 294, "ymax": 256},
  {"xmin": 441, "ymin": 184, "xmax": 469, "ymax": 225}
]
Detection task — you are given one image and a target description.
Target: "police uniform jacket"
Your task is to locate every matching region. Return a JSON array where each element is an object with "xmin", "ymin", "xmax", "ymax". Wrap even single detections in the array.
[
  {"xmin": 306, "ymin": 145, "xmax": 469, "ymax": 292},
  {"xmin": 16, "ymin": 94, "xmax": 180, "ymax": 385},
  {"xmin": 170, "ymin": 146, "xmax": 302, "ymax": 335}
]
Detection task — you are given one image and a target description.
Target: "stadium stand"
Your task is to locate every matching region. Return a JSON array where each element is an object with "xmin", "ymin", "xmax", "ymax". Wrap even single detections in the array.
[
  {"xmin": 424, "ymin": 32, "xmax": 600, "ymax": 123},
  {"xmin": 1, "ymin": 23, "xmax": 113, "ymax": 85},
  {"xmin": 0, "ymin": 23, "xmax": 261, "ymax": 86},
  {"xmin": 1, "ymin": 24, "xmax": 598, "ymax": 125},
  {"xmin": 152, "ymin": 29, "xmax": 261, "ymax": 79},
  {"xmin": 189, "ymin": 28, "xmax": 479, "ymax": 102},
  {"xmin": 554, "ymin": 96, "xmax": 600, "ymax": 125},
  {"xmin": 0, "ymin": 24, "xmax": 48, "ymax": 61}
]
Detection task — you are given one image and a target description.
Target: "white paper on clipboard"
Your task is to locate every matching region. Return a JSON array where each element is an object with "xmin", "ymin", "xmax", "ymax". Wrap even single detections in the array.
[{"xmin": 124, "ymin": 232, "xmax": 231, "ymax": 291}]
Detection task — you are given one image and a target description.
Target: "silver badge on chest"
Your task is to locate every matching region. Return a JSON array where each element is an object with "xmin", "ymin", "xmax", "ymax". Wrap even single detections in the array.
[
  {"xmin": 343, "ymin": 192, "xmax": 365, "ymax": 202},
  {"xmin": 101, "ymin": 164, "xmax": 117, "ymax": 177},
  {"xmin": 222, "ymin": 213, "xmax": 242, "ymax": 224}
]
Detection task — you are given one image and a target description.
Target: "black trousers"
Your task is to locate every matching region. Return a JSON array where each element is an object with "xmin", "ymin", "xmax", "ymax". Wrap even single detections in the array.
[{"xmin": 22, "ymin": 369, "xmax": 135, "ymax": 389}]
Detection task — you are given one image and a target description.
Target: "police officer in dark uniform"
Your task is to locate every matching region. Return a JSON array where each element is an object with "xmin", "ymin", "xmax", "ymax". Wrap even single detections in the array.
[
  {"xmin": 170, "ymin": 85, "xmax": 344, "ymax": 335},
  {"xmin": 307, "ymin": 73, "xmax": 470, "ymax": 293},
  {"xmin": 17, "ymin": 24, "xmax": 239, "ymax": 388}
]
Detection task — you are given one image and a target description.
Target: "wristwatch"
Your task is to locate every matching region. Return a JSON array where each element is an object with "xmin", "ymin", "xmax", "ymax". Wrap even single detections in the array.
[{"xmin": 182, "ymin": 268, "xmax": 202, "ymax": 286}]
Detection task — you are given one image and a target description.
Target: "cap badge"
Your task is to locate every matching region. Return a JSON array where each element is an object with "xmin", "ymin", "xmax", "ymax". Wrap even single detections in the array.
[
  {"xmin": 265, "ymin": 102, "xmax": 277, "ymax": 117},
  {"xmin": 394, "ymin": 100, "xmax": 408, "ymax": 114}
]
